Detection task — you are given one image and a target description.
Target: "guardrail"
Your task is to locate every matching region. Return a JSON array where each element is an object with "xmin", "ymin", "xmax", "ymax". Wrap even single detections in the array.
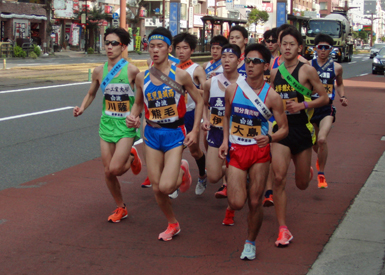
[{"xmin": 0, "ymin": 42, "xmax": 13, "ymax": 58}]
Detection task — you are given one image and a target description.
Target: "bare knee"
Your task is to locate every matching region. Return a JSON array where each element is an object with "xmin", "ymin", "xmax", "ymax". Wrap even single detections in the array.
[
  {"xmin": 295, "ymin": 178, "xmax": 309, "ymax": 190},
  {"xmin": 109, "ymin": 166, "xmax": 124, "ymax": 177},
  {"xmin": 317, "ymin": 137, "xmax": 326, "ymax": 148},
  {"xmin": 274, "ymin": 173, "xmax": 286, "ymax": 189},
  {"xmin": 208, "ymin": 173, "xmax": 221, "ymax": 184},
  {"xmin": 190, "ymin": 149, "xmax": 202, "ymax": 160},
  {"xmin": 158, "ymin": 184, "xmax": 175, "ymax": 195},
  {"xmin": 248, "ymin": 196, "xmax": 263, "ymax": 210},
  {"xmin": 228, "ymin": 198, "xmax": 245, "ymax": 211}
]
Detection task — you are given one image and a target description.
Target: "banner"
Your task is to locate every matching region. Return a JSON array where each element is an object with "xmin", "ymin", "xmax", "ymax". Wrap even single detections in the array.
[{"xmin": 276, "ymin": 2, "xmax": 286, "ymax": 28}]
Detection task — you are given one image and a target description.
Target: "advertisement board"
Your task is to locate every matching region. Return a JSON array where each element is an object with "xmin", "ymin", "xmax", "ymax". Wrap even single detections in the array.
[{"xmin": 54, "ymin": 0, "xmax": 75, "ymax": 19}]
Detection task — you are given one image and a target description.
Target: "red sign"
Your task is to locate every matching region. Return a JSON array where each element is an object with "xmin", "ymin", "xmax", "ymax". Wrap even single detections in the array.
[
  {"xmin": 104, "ymin": 5, "xmax": 112, "ymax": 14},
  {"xmin": 98, "ymin": 20, "xmax": 108, "ymax": 26},
  {"xmin": 261, "ymin": 3, "xmax": 273, "ymax": 13},
  {"xmin": 73, "ymin": 0, "xmax": 79, "ymax": 12}
]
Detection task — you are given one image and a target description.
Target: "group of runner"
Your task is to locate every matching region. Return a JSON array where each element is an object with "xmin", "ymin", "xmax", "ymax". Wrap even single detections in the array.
[{"xmin": 73, "ymin": 24, "xmax": 348, "ymax": 261}]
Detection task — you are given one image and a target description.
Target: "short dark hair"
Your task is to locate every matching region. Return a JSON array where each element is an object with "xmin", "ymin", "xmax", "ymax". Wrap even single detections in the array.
[
  {"xmin": 280, "ymin": 27, "xmax": 303, "ymax": 46},
  {"xmin": 263, "ymin": 28, "xmax": 278, "ymax": 40},
  {"xmin": 173, "ymin": 32, "xmax": 198, "ymax": 50},
  {"xmin": 148, "ymin": 27, "xmax": 173, "ymax": 45},
  {"xmin": 230, "ymin": 25, "xmax": 248, "ymax": 39},
  {"xmin": 104, "ymin": 28, "xmax": 131, "ymax": 46},
  {"xmin": 210, "ymin": 35, "xmax": 228, "ymax": 48},
  {"xmin": 315, "ymin": 34, "xmax": 334, "ymax": 46},
  {"xmin": 276, "ymin": 24, "xmax": 295, "ymax": 37},
  {"xmin": 221, "ymin": 43, "xmax": 241, "ymax": 58},
  {"xmin": 245, "ymin": 44, "xmax": 272, "ymax": 64}
]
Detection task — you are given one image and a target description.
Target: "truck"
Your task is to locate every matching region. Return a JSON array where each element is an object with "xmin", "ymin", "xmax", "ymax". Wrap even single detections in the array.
[{"xmin": 304, "ymin": 11, "xmax": 354, "ymax": 63}]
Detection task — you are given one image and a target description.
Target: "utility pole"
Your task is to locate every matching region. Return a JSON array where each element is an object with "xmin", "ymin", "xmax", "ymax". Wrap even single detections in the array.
[
  {"xmin": 162, "ymin": 0, "xmax": 165, "ymax": 27},
  {"xmin": 364, "ymin": 13, "xmax": 380, "ymax": 47},
  {"xmin": 85, "ymin": 0, "xmax": 88, "ymax": 53},
  {"xmin": 120, "ymin": 0, "xmax": 128, "ymax": 59}
]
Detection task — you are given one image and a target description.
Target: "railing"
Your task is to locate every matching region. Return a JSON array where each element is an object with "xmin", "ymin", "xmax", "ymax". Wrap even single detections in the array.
[{"xmin": 0, "ymin": 42, "xmax": 13, "ymax": 58}]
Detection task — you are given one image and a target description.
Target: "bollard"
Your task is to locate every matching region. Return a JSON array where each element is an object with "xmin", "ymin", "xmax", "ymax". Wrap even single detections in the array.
[
  {"xmin": 88, "ymin": 69, "xmax": 91, "ymax": 81},
  {"xmin": 3, "ymin": 59, "xmax": 6, "ymax": 70}
]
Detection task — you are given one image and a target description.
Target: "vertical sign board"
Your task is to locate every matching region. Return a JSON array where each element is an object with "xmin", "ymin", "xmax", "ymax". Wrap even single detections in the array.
[
  {"xmin": 226, "ymin": 0, "xmax": 233, "ymax": 10},
  {"xmin": 276, "ymin": 2, "xmax": 286, "ymax": 28},
  {"xmin": 189, "ymin": 7, "xmax": 194, "ymax": 29},
  {"xmin": 364, "ymin": 0, "xmax": 376, "ymax": 14},
  {"xmin": 169, "ymin": 2, "xmax": 179, "ymax": 36}
]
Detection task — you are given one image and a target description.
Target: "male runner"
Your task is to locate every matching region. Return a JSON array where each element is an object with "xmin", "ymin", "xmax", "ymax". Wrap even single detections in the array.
[
  {"xmin": 202, "ymin": 35, "xmax": 228, "ymax": 80},
  {"xmin": 214, "ymin": 25, "xmax": 249, "ymax": 199},
  {"xmin": 218, "ymin": 43, "xmax": 288, "ymax": 260},
  {"xmin": 126, "ymin": 27, "xmax": 203, "ymax": 241},
  {"xmin": 73, "ymin": 27, "xmax": 142, "ymax": 223},
  {"xmin": 173, "ymin": 32, "xmax": 208, "ymax": 196},
  {"xmin": 270, "ymin": 27, "xmax": 329, "ymax": 247},
  {"xmin": 311, "ymin": 34, "xmax": 348, "ymax": 188},
  {"xmin": 202, "ymin": 44, "xmax": 244, "ymax": 225}
]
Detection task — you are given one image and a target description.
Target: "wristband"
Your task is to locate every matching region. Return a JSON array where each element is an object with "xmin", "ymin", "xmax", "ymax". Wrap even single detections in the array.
[
  {"xmin": 267, "ymin": 134, "xmax": 272, "ymax": 143},
  {"xmin": 303, "ymin": 101, "xmax": 309, "ymax": 109}
]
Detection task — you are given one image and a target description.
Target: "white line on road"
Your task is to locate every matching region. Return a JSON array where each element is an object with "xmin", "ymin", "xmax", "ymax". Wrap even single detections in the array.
[
  {"xmin": 0, "ymin": 106, "xmax": 74, "ymax": 122},
  {"xmin": 16, "ymin": 63, "xmax": 60, "ymax": 66},
  {"xmin": 359, "ymin": 73, "xmax": 369, "ymax": 76},
  {"xmin": 348, "ymin": 61, "xmax": 357, "ymax": 64},
  {"xmin": 0, "ymin": 82, "xmax": 91, "ymax": 94}
]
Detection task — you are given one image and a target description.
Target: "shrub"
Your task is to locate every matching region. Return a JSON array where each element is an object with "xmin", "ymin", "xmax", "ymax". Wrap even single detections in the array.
[
  {"xmin": 14, "ymin": 46, "xmax": 27, "ymax": 58},
  {"xmin": 33, "ymin": 44, "xmax": 41, "ymax": 57},
  {"xmin": 29, "ymin": 52, "xmax": 38, "ymax": 59},
  {"xmin": 87, "ymin": 47, "xmax": 94, "ymax": 54}
]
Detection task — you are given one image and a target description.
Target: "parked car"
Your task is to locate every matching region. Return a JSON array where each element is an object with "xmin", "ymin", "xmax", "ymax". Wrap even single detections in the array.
[
  {"xmin": 370, "ymin": 43, "xmax": 385, "ymax": 58},
  {"xmin": 372, "ymin": 47, "xmax": 385, "ymax": 74}
]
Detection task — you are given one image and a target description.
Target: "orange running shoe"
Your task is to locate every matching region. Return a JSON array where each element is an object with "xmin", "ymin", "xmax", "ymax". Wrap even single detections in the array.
[
  {"xmin": 318, "ymin": 174, "xmax": 328, "ymax": 189},
  {"xmin": 263, "ymin": 194, "xmax": 274, "ymax": 207},
  {"xmin": 316, "ymin": 159, "xmax": 320, "ymax": 171},
  {"xmin": 179, "ymin": 159, "xmax": 192, "ymax": 193},
  {"xmin": 215, "ymin": 185, "xmax": 227, "ymax": 199},
  {"xmin": 141, "ymin": 176, "xmax": 152, "ymax": 188},
  {"xmin": 222, "ymin": 209, "xmax": 235, "ymax": 226},
  {"xmin": 130, "ymin": 146, "xmax": 142, "ymax": 175},
  {"xmin": 108, "ymin": 206, "xmax": 128, "ymax": 223},
  {"xmin": 275, "ymin": 227, "xmax": 293, "ymax": 247},
  {"xmin": 158, "ymin": 222, "xmax": 181, "ymax": 241}
]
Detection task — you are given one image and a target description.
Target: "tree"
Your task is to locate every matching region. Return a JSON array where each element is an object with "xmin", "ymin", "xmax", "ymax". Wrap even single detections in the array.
[
  {"xmin": 247, "ymin": 9, "xmax": 269, "ymax": 27},
  {"xmin": 126, "ymin": 0, "xmax": 145, "ymax": 38}
]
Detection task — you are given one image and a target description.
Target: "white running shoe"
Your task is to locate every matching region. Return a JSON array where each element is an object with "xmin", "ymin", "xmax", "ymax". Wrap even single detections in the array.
[
  {"xmin": 195, "ymin": 177, "xmax": 207, "ymax": 195},
  {"xmin": 240, "ymin": 243, "xmax": 256, "ymax": 260},
  {"xmin": 169, "ymin": 189, "xmax": 179, "ymax": 199}
]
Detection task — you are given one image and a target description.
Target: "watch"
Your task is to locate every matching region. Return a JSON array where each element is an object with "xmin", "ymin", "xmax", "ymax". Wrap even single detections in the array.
[{"xmin": 267, "ymin": 134, "xmax": 272, "ymax": 143}]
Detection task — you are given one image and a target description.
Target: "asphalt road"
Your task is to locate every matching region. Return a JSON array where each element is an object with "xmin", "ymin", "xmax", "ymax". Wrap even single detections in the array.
[{"xmin": 0, "ymin": 53, "xmax": 380, "ymax": 191}]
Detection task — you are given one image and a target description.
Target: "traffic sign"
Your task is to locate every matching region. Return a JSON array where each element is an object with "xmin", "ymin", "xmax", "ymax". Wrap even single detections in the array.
[
  {"xmin": 112, "ymin": 13, "xmax": 119, "ymax": 19},
  {"xmin": 112, "ymin": 19, "xmax": 119, "ymax": 27}
]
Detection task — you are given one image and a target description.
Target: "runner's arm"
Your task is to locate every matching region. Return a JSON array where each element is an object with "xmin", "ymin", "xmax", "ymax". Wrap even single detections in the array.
[
  {"xmin": 307, "ymin": 66, "xmax": 329, "ymax": 108},
  {"xmin": 335, "ymin": 64, "xmax": 348, "ymax": 106},
  {"xmin": 268, "ymin": 89, "xmax": 288, "ymax": 143},
  {"xmin": 73, "ymin": 66, "xmax": 101, "ymax": 117},
  {"xmin": 194, "ymin": 66, "xmax": 207, "ymax": 95},
  {"xmin": 219, "ymin": 83, "xmax": 236, "ymax": 159},
  {"xmin": 126, "ymin": 72, "xmax": 144, "ymax": 128},
  {"xmin": 202, "ymin": 79, "xmax": 212, "ymax": 131}
]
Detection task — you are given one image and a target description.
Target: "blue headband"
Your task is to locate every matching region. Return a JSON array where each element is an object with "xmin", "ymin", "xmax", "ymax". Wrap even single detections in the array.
[
  {"xmin": 222, "ymin": 48, "xmax": 240, "ymax": 58},
  {"xmin": 149, "ymin": 34, "xmax": 171, "ymax": 46}
]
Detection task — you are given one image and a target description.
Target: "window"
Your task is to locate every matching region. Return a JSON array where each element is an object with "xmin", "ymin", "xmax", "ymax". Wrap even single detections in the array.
[{"xmin": 319, "ymin": 2, "xmax": 327, "ymax": 10}]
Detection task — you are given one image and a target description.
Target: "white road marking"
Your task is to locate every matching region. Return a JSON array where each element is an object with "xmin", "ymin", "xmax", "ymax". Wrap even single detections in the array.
[
  {"xmin": 348, "ymin": 61, "xmax": 357, "ymax": 64},
  {"xmin": 16, "ymin": 63, "xmax": 60, "ymax": 66},
  {"xmin": 0, "ymin": 82, "xmax": 91, "ymax": 94},
  {"xmin": 0, "ymin": 106, "xmax": 74, "ymax": 122},
  {"xmin": 359, "ymin": 73, "xmax": 369, "ymax": 76}
]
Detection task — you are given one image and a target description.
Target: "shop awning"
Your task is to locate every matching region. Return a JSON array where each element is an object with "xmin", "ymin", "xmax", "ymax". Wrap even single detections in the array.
[{"xmin": 0, "ymin": 14, "xmax": 47, "ymax": 20}]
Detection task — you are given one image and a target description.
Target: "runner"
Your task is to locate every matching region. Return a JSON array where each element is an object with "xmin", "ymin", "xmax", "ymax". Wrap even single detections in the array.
[
  {"xmin": 214, "ymin": 25, "xmax": 249, "ymax": 198},
  {"xmin": 218, "ymin": 43, "xmax": 288, "ymax": 260},
  {"xmin": 73, "ymin": 27, "xmax": 142, "ymax": 223},
  {"xmin": 229, "ymin": 25, "xmax": 248, "ymax": 78},
  {"xmin": 126, "ymin": 27, "xmax": 203, "ymax": 241},
  {"xmin": 202, "ymin": 44, "xmax": 244, "ymax": 225},
  {"xmin": 311, "ymin": 34, "xmax": 348, "ymax": 188},
  {"xmin": 262, "ymin": 27, "xmax": 279, "ymax": 207},
  {"xmin": 202, "ymin": 35, "xmax": 228, "ymax": 80},
  {"xmin": 270, "ymin": 27, "xmax": 329, "ymax": 247},
  {"xmin": 173, "ymin": 32, "xmax": 208, "ymax": 196}
]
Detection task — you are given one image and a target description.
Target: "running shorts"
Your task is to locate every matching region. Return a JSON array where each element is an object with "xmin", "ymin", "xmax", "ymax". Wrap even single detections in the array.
[
  {"xmin": 310, "ymin": 104, "xmax": 336, "ymax": 127},
  {"xmin": 144, "ymin": 124, "xmax": 186, "ymax": 152},
  {"xmin": 99, "ymin": 116, "xmax": 140, "ymax": 144},
  {"xmin": 228, "ymin": 143, "xmax": 271, "ymax": 171},
  {"xmin": 275, "ymin": 123, "xmax": 314, "ymax": 155},
  {"xmin": 207, "ymin": 126, "xmax": 224, "ymax": 148},
  {"xmin": 184, "ymin": 109, "xmax": 195, "ymax": 133}
]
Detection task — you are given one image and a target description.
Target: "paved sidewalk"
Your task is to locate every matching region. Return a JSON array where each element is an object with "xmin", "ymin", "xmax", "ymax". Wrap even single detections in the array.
[{"xmin": 308, "ymin": 151, "xmax": 385, "ymax": 275}]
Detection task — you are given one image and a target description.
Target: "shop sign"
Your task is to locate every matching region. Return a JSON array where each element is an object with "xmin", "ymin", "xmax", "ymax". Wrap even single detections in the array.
[{"xmin": 53, "ymin": 0, "xmax": 75, "ymax": 19}]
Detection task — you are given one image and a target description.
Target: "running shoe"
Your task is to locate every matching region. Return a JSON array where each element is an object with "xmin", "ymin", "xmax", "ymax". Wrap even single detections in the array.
[
  {"xmin": 316, "ymin": 158, "xmax": 320, "ymax": 171},
  {"xmin": 141, "ymin": 176, "xmax": 152, "ymax": 188},
  {"xmin": 108, "ymin": 206, "xmax": 128, "ymax": 223},
  {"xmin": 179, "ymin": 159, "xmax": 192, "ymax": 193},
  {"xmin": 240, "ymin": 243, "xmax": 256, "ymax": 260},
  {"xmin": 275, "ymin": 227, "xmax": 293, "ymax": 247},
  {"xmin": 317, "ymin": 174, "xmax": 328, "ymax": 189},
  {"xmin": 130, "ymin": 146, "xmax": 142, "ymax": 175},
  {"xmin": 158, "ymin": 222, "xmax": 181, "ymax": 241},
  {"xmin": 222, "ymin": 209, "xmax": 235, "ymax": 226},
  {"xmin": 215, "ymin": 185, "xmax": 227, "ymax": 199},
  {"xmin": 263, "ymin": 194, "xmax": 274, "ymax": 207},
  {"xmin": 195, "ymin": 176, "xmax": 207, "ymax": 196},
  {"xmin": 169, "ymin": 189, "xmax": 179, "ymax": 199}
]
